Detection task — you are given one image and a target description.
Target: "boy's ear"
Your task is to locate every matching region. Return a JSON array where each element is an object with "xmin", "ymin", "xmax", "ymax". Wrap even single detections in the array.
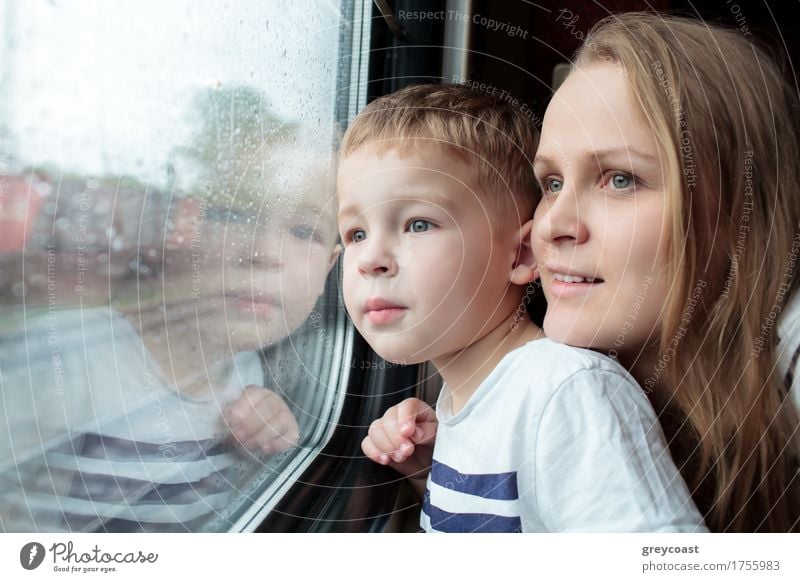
[
  {"xmin": 327, "ymin": 244, "xmax": 342, "ymax": 274},
  {"xmin": 510, "ymin": 219, "xmax": 537, "ymax": 285}
]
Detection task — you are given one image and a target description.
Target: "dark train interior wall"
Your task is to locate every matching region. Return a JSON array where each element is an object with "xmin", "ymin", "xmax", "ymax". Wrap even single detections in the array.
[{"xmin": 369, "ymin": 0, "xmax": 799, "ymax": 119}]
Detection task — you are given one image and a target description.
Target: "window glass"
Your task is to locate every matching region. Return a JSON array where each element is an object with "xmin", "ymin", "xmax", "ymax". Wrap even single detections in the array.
[{"xmin": 0, "ymin": 0, "xmax": 358, "ymax": 532}]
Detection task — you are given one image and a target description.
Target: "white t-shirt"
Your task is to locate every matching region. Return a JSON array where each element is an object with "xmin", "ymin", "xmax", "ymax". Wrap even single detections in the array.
[
  {"xmin": 777, "ymin": 290, "xmax": 800, "ymax": 411},
  {"xmin": 420, "ymin": 338, "xmax": 707, "ymax": 533}
]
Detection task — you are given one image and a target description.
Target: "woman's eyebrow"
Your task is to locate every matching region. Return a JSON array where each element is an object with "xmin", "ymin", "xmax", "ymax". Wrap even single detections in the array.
[
  {"xmin": 533, "ymin": 153, "xmax": 556, "ymax": 167},
  {"xmin": 588, "ymin": 147, "xmax": 659, "ymax": 165},
  {"xmin": 534, "ymin": 148, "xmax": 659, "ymax": 168}
]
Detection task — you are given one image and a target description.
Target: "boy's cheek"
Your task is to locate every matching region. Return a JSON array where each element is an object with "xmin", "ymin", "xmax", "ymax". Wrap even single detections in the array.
[
  {"xmin": 340, "ymin": 278, "xmax": 362, "ymax": 324},
  {"xmin": 340, "ymin": 249, "xmax": 358, "ymax": 277},
  {"xmin": 341, "ymin": 278, "xmax": 357, "ymax": 312}
]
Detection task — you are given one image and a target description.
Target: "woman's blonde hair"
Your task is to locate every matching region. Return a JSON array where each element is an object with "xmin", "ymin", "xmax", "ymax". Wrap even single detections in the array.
[{"xmin": 577, "ymin": 12, "xmax": 800, "ymax": 532}]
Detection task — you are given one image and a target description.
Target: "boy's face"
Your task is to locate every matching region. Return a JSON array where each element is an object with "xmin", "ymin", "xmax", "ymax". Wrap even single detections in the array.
[
  {"xmin": 210, "ymin": 199, "xmax": 338, "ymax": 351},
  {"xmin": 337, "ymin": 145, "xmax": 523, "ymax": 365},
  {"xmin": 169, "ymin": 185, "xmax": 339, "ymax": 354}
]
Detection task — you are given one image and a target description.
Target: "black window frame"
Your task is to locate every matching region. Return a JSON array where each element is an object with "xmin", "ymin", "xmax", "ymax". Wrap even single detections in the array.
[{"xmin": 257, "ymin": 0, "xmax": 449, "ymax": 533}]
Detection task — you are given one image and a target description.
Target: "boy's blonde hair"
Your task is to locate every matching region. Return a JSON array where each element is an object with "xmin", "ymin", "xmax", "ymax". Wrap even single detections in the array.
[
  {"xmin": 578, "ymin": 12, "xmax": 800, "ymax": 532},
  {"xmin": 341, "ymin": 83, "xmax": 540, "ymax": 225}
]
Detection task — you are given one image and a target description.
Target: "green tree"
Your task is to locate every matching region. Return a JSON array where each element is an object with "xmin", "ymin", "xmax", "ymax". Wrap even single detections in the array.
[{"xmin": 176, "ymin": 84, "xmax": 297, "ymax": 208}]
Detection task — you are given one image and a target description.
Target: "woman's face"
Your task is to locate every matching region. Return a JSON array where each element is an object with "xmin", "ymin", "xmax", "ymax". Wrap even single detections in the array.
[{"xmin": 532, "ymin": 63, "xmax": 671, "ymax": 363}]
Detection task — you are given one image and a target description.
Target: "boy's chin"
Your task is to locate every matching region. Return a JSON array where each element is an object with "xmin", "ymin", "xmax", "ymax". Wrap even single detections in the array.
[
  {"xmin": 369, "ymin": 345, "xmax": 424, "ymax": 367},
  {"xmin": 354, "ymin": 326, "xmax": 429, "ymax": 366}
]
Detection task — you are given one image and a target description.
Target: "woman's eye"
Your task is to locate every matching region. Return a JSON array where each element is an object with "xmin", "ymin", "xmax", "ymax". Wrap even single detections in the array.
[
  {"xmin": 544, "ymin": 177, "xmax": 563, "ymax": 193},
  {"xmin": 604, "ymin": 172, "xmax": 641, "ymax": 191},
  {"xmin": 609, "ymin": 173, "xmax": 633, "ymax": 190},
  {"xmin": 350, "ymin": 229, "xmax": 366, "ymax": 243},
  {"xmin": 408, "ymin": 219, "xmax": 433, "ymax": 233}
]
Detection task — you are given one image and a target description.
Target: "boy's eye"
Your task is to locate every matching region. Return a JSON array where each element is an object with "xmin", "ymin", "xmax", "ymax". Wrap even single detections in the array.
[
  {"xmin": 408, "ymin": 219, "xmax": 433, "ymax": 233},
  {"xmin": 289, "ymin": 225, "xmax": 323, "ymax": 243},
  {"xmin": 350, "ymin": 229, "xmax": 367, "ymax": 243}
]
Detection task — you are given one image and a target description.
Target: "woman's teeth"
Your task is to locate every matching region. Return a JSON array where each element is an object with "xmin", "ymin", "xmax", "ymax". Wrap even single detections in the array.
[{"xmin": 552, "ymin": 273, "xmax": 598, "ymax": 283}]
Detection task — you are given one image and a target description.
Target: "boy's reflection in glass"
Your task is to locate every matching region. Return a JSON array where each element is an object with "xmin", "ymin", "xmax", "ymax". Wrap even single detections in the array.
[{"xmin": 0, "ymin": 144, "xmax": 339, "ymax": 532}]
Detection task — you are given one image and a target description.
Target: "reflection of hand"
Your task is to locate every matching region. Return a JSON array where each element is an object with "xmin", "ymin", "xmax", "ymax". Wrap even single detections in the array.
[
  {"xmin": 361, "ymin": 397, "xmax": 437, "ymax": 484},
  {"xmin": 223, "ymin": 385, "xmax": 299, "ymax": 454}
]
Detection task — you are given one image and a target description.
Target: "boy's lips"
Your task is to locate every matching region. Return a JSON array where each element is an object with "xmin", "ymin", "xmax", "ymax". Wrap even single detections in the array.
[
  {"xmin": 364, "ymin": 298, "xmax": 407, "ymax": 325},
  {"xmin": 226, "ymin": 291, "xmax": 282, "ymax": 316}
]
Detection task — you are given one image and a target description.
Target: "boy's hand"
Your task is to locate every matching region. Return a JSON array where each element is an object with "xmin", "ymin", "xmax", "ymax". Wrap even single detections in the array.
[
  {"xmin": 361, "ymin": 397, "xmax": 437, "ymax": 482},
  {"xmin": 223, "ymin": 385, "xmax": 299, "ymax": 455}
]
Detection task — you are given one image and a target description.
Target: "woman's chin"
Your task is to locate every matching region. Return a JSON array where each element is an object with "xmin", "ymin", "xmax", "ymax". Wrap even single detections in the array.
[{"xmin": 542, "ymin": 317, "xmax": 602, "ymax": 350}]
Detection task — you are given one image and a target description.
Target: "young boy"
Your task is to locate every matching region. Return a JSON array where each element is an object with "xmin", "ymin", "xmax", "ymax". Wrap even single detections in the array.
[{"xmin": 337, "ymin": 84, "xmax": 707, "ymax": 532}]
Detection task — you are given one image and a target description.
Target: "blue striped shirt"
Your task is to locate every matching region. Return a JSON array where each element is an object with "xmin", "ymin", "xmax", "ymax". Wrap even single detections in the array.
[{"xmin": 420, "ymin": 339, "xmax": 707, "ymax": 533}]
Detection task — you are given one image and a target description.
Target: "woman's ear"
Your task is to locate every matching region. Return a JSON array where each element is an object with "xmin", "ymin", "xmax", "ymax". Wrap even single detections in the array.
[{"xmin": 510, "ymin": 219, "xmax": 537, "ymax": 285}]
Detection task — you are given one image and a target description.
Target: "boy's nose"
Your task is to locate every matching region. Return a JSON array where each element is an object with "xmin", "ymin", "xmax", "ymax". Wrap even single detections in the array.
[
  {"xmin": 249, "ymin": 235, "xmax": 284, "ymax": 269},
  {"xmin": 356, "ymin": 237, "xmax": 398, "ymax": 277},
  {"xmin": 227, "ymin": 227, "xmax": 283, "ymax": 270}
]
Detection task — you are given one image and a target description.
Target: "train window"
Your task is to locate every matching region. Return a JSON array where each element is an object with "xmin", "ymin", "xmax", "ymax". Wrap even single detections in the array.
[{"xmin": 0, "ymin": 0, "xmax": 367, "ymax": 532}]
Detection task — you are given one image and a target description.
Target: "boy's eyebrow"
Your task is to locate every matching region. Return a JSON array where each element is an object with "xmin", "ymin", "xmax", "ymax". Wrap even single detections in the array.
[
  {"xmin": 337, "ymin": 189, "xmax": 461, "ymax": 223},
  {"xmin": 337, "ymin": 204, "xmax": 359, "ymax": 223},
  {"xmin": 294, "ymin": 201, "xmax": 333, "ymax": 220},
  {"xmin": 534, "ymin": 147, "xmax": 659, "ymax": 167},
  {"xmin": 401, "ymin": 189, "xmax": 461, "ymax": 214}
]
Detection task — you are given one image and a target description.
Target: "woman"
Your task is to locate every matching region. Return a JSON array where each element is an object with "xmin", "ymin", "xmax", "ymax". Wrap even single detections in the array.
[{"xmin": 532, "ymin": 12, "xmax": 800, "ymax": 532}]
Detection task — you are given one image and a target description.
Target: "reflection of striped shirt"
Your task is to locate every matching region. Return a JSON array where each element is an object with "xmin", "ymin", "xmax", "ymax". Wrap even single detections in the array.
[
  {"xmin": 0, "ymin": 308, "xmax": 267, "ymax": 532},
  {"xmin": 50, "ymin": 432, "xmax": 240, "ymax": 532},
  {"xmin": 10, "ymin": 367, "xmax": 261, "ymax": 532},
  {"xmin": 420, "ymin": 339, "xmax": 707, "ymax": 533}
]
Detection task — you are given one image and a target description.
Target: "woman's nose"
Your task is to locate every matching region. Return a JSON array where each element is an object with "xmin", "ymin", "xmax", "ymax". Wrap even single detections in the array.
[{"xmin": 534, "ymin": 185, "xmax": 589, "ymax": 246}]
